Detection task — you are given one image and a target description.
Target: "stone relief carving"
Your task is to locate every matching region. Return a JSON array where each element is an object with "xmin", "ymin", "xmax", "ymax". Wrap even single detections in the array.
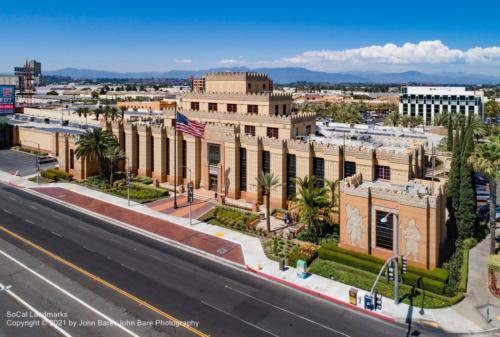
[
  {"xmin": 346, "ymin": 204, "xmax": 364, "ymax": 247},
  {"xmin": 403, "ymin": 218, "xmax": 421, "ymax": 261}
]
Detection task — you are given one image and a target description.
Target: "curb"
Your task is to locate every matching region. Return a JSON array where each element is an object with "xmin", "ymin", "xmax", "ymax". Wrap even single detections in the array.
[{"xmin": 245, "ymin": 264, "xmax": 396, "ymax": 324}]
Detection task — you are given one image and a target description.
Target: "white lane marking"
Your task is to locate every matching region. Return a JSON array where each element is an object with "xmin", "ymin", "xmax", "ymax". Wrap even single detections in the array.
[
  {"xmin": 82, "ymin": 246, "xmax": 95, "ymax": 253},
  {"xmin": 2, "ymin": 209, "xmax": 12, "ymax": 214},
  {"xmin": 201, "ymin": 300, "xmax": 280, "ymax": 337},
  {"xmin": 225, "ymin": 285, "xmax": 351, "ymax": 337},
  {"xmin": 0, "ymin": 281, "xmax": 72, "ymax": 337},
  {"xmin": 28, "ymin": 205, "xmax": 37, "ymax": 210},
  {"xmin": 25, "ymin": 219, "xmax": 35, "ymax": 225},
  {"xmin": 120, "ymin": 263, "xmax": 136, "ymax": 272},
  {"xmin": 51, "ymin": 231, "xmax": 63, "ymax": 238},
  {"xmin": 8, "ymin": 196, "xmax": 16, "ymax": 201},
  {"xmin": 148, "ymin": 254, "xmax": 163, "ymax": 262},
  {"xmin": 77, "ymin": 225, "xmax": 89, "ymax": 231},
  {"xmin": 0, "ymin": 249, "xmax": 139, "ymax": 337}
]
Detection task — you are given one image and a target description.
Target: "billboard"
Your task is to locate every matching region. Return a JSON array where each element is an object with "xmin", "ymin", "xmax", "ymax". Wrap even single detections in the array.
[{"xmin": 0, "ymin": 85, "xmax": 15, "ymax": 115}]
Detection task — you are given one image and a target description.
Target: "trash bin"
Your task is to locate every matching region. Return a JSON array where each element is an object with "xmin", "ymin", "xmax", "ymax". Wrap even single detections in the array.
[{"xmin": 279, "ymin": 257, "xmax": 286, "ymax": 271}]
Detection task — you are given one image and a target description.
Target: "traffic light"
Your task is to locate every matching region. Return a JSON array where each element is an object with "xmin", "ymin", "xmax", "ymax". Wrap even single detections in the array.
[
  {"xmin": 401, "ymin": 256, "xmax": 408, "ymax": 274},
  {"xmin": 374, "ymin": 292, "xmax": 382, "ymax": 310},
  {"xmin": 187, "ymin": 182, "xmax": 194, "ymax": 203},
  {"xmin": 387, "ymin": 265, "xmax": 394, "ymax": 281}
]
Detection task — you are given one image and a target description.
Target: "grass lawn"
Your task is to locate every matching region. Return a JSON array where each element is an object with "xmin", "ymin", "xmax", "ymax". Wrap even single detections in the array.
[{"xmin": 309, "ymin": 258, "xmax": 464, "ymax": 308}]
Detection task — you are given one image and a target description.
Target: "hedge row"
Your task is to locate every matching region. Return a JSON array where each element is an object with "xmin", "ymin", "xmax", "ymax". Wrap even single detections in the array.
[
  {"xmin": 318, "ymin": 246, "xmax": 446, "ymax": 294},
  {"xmin": 459, "ymin": 249, "xmax": 470, "ymax": 293},
  {"xmin": 320, "ymin": 243, "xmax": 448, "ymax": 282},
  {"xmin": 41, "ymin": 168, "xmax": 73, "ymax": 181}
]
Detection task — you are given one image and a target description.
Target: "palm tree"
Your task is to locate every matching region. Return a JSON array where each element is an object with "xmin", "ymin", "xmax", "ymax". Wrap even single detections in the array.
[
  {"xmin": 485, "ymin": 100, "xmax": 500, "ymax": 136},
  {"xmin": 256, "ymin": 171, "xmax": 280, "ymax": 233},
  {"xmin": 468, "ymin": 135, "xmax": 500, "ymax": 254},
  {"xmin": 109, "ymin": 107, "xmax": 119, "ymax": 121},
  {"xmin": 73, "ymin": 107, "xmax": 91, "ymax": 126},
  {"xmin": 433, "ymin": 112, "xmax": 448, "ymax": 127},
  {"xmin": 384, "ymin": 111, "xmax": 401, "ymax": 127},
  {"xmin": 289, "ymin": 176, "xmax": 330, "ymax": 241},
  {"xmin": 105, "ymin": 145, "xmax": 125, "ymax": 187},
  {"xmin": 325, "ymin": 178, "xmax": 340, "ymax": 212},
  {"xmin": 75, "ymin": 128, "xmax": 118, "ymax": 178},
  {"xmin": 401, "ymin": 115, "xmax": 411, "ymax": 127},
  {"xmin": 468, "ymin": 116, "xmax": 488, "ymax": 140},
  {"xmin": 119, "ymin": 106, "xmax": 128, "ymax": 120},
  {"xmin": 92, "ymin": 107, "xmax": 103, "ymax": 121}
]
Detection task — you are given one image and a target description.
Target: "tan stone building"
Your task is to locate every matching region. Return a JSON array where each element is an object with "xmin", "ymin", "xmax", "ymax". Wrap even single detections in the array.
[
  {"xmin": 339, "ymin": 174, "xmax": 446, "ymax": 269},
  {"xmin": 8, "ymin": 71, "xmax": 447, "ymax": 269},
  {"xmin": 117, "ymin": 100, "xmax": 176, "ymax": 111}
]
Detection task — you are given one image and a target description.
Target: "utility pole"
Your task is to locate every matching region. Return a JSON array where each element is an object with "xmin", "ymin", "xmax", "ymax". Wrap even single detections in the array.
[{"xmin": 188, "ymin": 168, "xmax": 193, "ymax": 226}]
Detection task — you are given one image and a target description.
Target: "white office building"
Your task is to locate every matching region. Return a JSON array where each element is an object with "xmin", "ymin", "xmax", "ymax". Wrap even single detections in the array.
[{"xmin": 399, "ymin": 86, "xmax": 484, "ymax": 124}]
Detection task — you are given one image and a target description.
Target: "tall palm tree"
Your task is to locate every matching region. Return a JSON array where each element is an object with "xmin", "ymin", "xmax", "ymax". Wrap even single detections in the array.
[
  {"xmin": 73, "ymin": 107, "xmax": 91, "ymax": 126},
  {"xmin": 384, "ymin": 111, "xmax": 401, "ymax": 127},
  {"xmin": 256, "ymin": 171, "xmax": 280, "ymax": 233},
  {"xmin": 119, "ymin": 106, "xmax": 128, "ymax": 120},
  {"xmin": 289, "ymin": 176, "xmax": 330, "ymax": 242},
  {"xmin": 325, "ymin": 178, "xmax": 340, "ymax": 212},
  {"xmin": 109, "ymin": 107, "xmax": 119, "ymax": 121},
  {"xmin": 92, "ymin": 107, "xmax": 103, "ymax": 121},
  {"xmin": 75, "ymin": 128, "xmax": 117, "ymax": 178},
  {"xmin": 468, "ymin": 116, "xmax": 488, "ymax": 140},
  {"xmin": 468, "ymin": 135, "xmax": 500, "ymax": 254},
  {"xmin": 105, "ymin": 145, "xmax": 125, "ymax": 187}
]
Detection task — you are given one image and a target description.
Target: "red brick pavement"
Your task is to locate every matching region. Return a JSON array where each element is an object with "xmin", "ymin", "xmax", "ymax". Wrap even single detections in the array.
[
  {"xmin": 147, "ymin": 195, "xmax": 215, "ymax": 219},
  {"xmin": 32, "ymin": 187, "xmax": 245, "ymax": 265}
]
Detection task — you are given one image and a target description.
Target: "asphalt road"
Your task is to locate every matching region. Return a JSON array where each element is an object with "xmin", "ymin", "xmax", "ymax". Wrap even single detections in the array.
[
  {"xmin": 0, "ymin": 149, "xmax": 57, "ymax": 176},
  {"xmin": 0, "ymin": 183, "xmax": 447, "ymax": 337}
]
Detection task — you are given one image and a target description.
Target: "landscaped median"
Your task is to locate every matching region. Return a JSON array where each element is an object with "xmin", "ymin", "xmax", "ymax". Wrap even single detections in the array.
[
  {"xmin": 82, "ymin": 175, "xmax": 169, "ymax": 203},
  {"xmin": 310, "ymin": 244, "xmax": 465, "ymax": 308}
]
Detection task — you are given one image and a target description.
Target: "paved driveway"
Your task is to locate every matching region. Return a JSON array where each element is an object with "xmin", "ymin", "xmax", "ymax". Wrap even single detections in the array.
[{"xmin": 0, "ymin": 149, "xmax": 57, "ymax": 176}]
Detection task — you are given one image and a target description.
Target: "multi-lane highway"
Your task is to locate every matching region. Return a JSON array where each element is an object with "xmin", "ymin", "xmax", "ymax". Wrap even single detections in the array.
[{"xmin": 0, "ymin": 182, "xmax": 445, "ymax": 337}]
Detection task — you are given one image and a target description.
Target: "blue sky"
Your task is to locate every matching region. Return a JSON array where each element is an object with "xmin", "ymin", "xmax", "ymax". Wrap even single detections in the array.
[{"xmin": 2, "ymin": 0, "xmax": 500, "ymax": 74}]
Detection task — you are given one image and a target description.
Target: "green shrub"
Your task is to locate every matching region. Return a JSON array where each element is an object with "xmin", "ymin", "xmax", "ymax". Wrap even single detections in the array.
[
  {"xmin": 310, "ymin": 259, "xmax": 464, "ymax": 308},
  {"xmin": 286, "ymin": 246, "xmax": 317, "ymax": 267},
  {"xmin": 318, "ymin": 246, "xmax": 447, "ymax": 294},
  {"xmin": 458, "ymin": 249, "xmax": 469, "ymax": 292},
  {"xmin": 40, "ymin": 168, "xmax": 73, "ymax": 181},
  {"xmin": 133, "ymin": 175, "xmax": 153, "ymax": 185},
  {"xmin": 319, "ymin": 244, "xmax": 448, "ymax": 283},
  {"xmin": 463, "ymin": 238, "xmax": 478, "ymax": 249}
]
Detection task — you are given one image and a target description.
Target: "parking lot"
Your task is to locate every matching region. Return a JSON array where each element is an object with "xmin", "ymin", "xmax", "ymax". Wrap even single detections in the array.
[{"xmin": 0, "ymin": 149, "xmax": 57, "ymax": 176}]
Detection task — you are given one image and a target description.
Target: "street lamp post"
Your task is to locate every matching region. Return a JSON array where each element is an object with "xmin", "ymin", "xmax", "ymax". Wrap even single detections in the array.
[{"xmin": 381, "ymin": 212, "xmax": 400, "ymax": 305}]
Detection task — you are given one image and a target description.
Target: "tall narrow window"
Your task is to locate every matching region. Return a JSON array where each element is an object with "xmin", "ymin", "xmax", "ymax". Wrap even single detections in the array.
[
  {"xmin": 286, "ymin": 154, "xmax": 296, "ymax": 198},
  {"xmin": 182, "ymin": 140, "xmax": 187, "ymax": 178},
  {"xmin": 344, "ymin": 161, "xmax": 356, "ymax": 177},
  {"xmin": 208, "ymin": 143, "xmax": 221, "ymax": 164},
  {"xmin": 69, "ymin": 149, "xmax": 74, "ymax": 169},
  {"xmin": 274, "ymin": 105, "xmax": 279, "ymax": 115},
  {"xmin": 240, "ymin": 148, "xmax": 247, "ymax": 191},
  {"xmin": 376, "ymin": 211, "xmax": 393, "ymax": 250},
  {"xmin": 313, "ymin": 157, "xmax": 324, "ymax": 187},
  {"xmin": 262, "ymin": 151, "xmax": 270, "ymax": 174}
]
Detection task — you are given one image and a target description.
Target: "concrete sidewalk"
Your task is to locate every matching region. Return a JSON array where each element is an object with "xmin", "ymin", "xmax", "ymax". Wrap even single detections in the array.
[{"xmin": 1, "ymin": 171, "xmax": 498, "ymax": 335}]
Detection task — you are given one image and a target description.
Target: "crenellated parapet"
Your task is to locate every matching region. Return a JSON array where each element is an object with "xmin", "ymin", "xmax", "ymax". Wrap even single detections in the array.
[
  {"xmin": 346, "ymin": 145, "xmax": 373, "ymax": 159},
  {"xmin": 205, "ymin": 71, "xmax": 269, "ymax": 81},
  {"xmin": 287, "ymin": 138, "xmax": 311, "ymax": 152}
]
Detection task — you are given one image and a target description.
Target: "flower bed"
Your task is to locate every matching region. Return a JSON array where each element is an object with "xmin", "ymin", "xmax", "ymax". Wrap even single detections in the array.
[{"xmin": 199, "ymin": 206, "xmax": 262, "ymax": 235}]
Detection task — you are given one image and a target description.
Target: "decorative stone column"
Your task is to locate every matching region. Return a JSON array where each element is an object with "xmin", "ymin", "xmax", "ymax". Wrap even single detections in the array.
[
  {"xmin": 124, "ymin": 123, "xmax": 138, "ymax": 174},
  {"xmin": 243, "ymin": 136, "xmax": 261, "ymax": 204},
  {"xmin": 166, "ymin": 127, "xmax": 181, "ymax": 185},
  {"xmin": 224, "ymin": 135, "xmax": 239, "ymax": 198},
  {"xmin": 111, "ymin": 121, "xmax": 125, "ymax": 171},
  {"xmin": 152, "ymin": 125, "xmax": 167, "ymax": 182},
  {"xmin": 269, "ymin": 138, "xmax": 286, "ymax": 209},
  {"xmin": 137, "ymin": 124, "xmax": 152, "ymax": 177},
  {"xmin": 324, "ymin": 145, "xmax": 342, "ymax": 182},
  {"xmin": 185, "ymin": 134, "xmax": 201, "ymax": 188}
]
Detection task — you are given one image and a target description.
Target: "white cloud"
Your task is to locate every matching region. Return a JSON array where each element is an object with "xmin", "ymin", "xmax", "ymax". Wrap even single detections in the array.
[
  {"xmin": 218, "ymin": 59, "xmax": 238, "ymax": 64},
  {"xmin": 283, "ymin": 40, "xmax": 500, "ymax": 68},
  {"xmin": 175, "ymin": 59, "xmax": 192, "ymax": 64}
]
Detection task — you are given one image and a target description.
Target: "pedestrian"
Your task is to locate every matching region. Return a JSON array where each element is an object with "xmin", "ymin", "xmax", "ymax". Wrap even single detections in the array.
[{"xmin": 284, "ymin": 211, "xmax": 289, "ymax": 225}]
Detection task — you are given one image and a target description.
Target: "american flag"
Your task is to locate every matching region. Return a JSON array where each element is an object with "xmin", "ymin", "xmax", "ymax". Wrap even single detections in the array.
[{"xmin": 175, "ymin": 112, "xmax": 205, "ymax": 138}]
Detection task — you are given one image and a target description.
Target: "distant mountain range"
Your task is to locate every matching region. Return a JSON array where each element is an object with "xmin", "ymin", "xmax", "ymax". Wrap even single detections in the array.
[{"xmin": 44, "ymin": 67, "xmax": 500, "ymax": 85}]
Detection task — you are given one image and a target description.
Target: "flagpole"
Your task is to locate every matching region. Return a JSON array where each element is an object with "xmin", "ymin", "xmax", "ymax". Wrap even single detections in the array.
[{"xmin": 174, "ymin": 111, "xmax": 178, "ymax": 209}]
